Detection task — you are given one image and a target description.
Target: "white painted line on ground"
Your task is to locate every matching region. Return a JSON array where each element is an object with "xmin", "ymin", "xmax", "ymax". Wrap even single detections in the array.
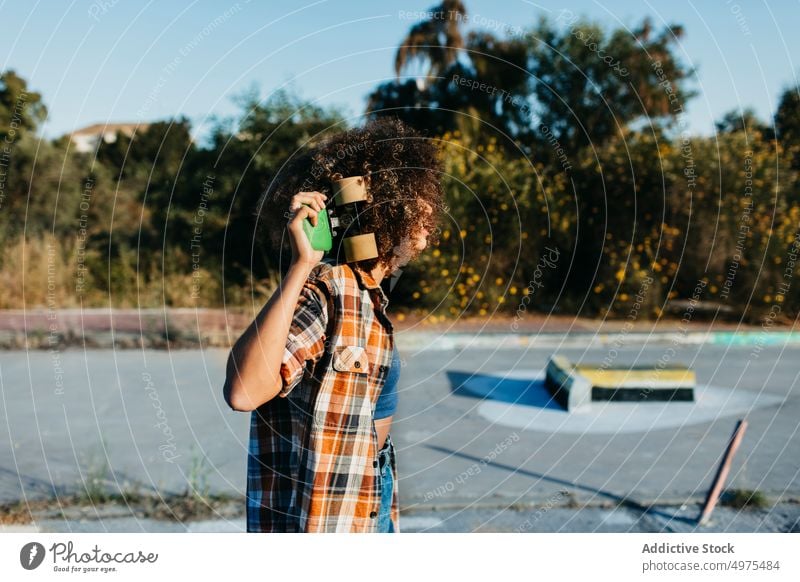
[
  {"xmin": 476, "ymin": 383, "xmax": 783, "ymax": 434},
  {"xmin": 185, "ymin": 519, "xmax": 245, "ymax": 533}
]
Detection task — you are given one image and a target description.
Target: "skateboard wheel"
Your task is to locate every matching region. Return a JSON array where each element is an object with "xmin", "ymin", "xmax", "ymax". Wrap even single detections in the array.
[
  {"xmin": 343, "ymin": 233, "xmax": 379, "ymax": 262},
  {"xmin": 333, "ymin": 176, "xmax": 368, "ymax": 205}
]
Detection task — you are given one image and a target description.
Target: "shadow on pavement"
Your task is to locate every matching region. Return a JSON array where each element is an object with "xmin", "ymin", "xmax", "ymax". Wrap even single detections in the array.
[
  {"xmin": 423, "ymin": 443, "xmax": 698, "ymax": 529},
  {"xmin": 447, "ymin": 370, "xmax": 563, "ymax": 410}
]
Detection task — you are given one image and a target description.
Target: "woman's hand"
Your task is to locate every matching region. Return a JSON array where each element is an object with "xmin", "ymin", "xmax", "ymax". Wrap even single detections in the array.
[{"xmin": 287, "ymin": 191, "xmax": 327, "ymax": 270}]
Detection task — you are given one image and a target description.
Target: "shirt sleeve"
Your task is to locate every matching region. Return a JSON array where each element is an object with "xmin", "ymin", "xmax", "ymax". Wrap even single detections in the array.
[{"xmin": 278, "ymin": 280, "xmax": 330, "ymax": 398}]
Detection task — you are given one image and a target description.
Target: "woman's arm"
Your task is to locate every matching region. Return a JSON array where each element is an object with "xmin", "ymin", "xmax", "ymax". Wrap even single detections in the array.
[{"xmin": 223, "ymin": 190, "xmax": 327, "ymax": 412}]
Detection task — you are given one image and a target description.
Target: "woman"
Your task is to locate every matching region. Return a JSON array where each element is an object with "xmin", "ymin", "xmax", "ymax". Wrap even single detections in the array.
[{"xmin": 222, "ymin": 117, "xmax": 444, "ymax": 533}]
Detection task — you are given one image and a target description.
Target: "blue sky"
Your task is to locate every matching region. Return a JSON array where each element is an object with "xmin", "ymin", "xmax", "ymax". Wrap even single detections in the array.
[{"xmin": 2, "ymin": 0, "xmax": 798, "ymax": 144}]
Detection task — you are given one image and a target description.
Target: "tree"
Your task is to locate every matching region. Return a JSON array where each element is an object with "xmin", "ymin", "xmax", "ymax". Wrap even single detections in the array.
[
  {"xmin": 526, "ymin": 16, "xmax": 695, "ymax": 153},
  {"xmin": 368, "ymin": 7, "xmax": 530, "ymax": 146},
  {"xmin": 775, "ymin": 85, "xmax": 800, "ymax": 168},
  {"xmin": 715, "ymin": 107, "xmax": 772, "ymax": 139},
  {"xmin": 394, "ymin": 0, "xmax": 467, "ymax": 90},
  {"xmin": 0, "ymin": 69, "xmax": 47, "ymax": 142},
  {"xmin": 459, "ymin": 31, "xmax": 531, "ymax": 143},
  {"xmin": 367, "ymin": 1, "xmax": 468, "ymax": 135}
]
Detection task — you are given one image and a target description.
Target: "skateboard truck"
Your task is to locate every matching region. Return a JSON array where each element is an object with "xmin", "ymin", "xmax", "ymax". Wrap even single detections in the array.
[{"xmin": 302, "ymin": 175, "xmax": 379, "ymax": 263}]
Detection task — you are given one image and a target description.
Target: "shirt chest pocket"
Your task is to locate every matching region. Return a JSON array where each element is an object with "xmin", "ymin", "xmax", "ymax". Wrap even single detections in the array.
[
  {"xmin": 313, "ymin": 344, "xmax": 372, "ymax": 432},
  {"xmin": 331, "ymin": 344, "xmax": 370, "ymax": 375}
]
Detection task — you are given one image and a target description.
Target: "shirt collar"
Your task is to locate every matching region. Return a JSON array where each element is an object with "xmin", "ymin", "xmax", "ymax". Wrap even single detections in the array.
[{"xmin": 350, "ymin": 264, "xmax": 390, "ymax": 310}]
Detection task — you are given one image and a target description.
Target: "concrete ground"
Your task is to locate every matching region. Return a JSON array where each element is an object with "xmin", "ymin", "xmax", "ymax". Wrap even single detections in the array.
[
  {"xmin": 3, "ymin": 502, "xmax": 799, "ymax": 533},
  {"xmin": 1, "ymin": 335, "xmax": 798, "ymax": 532}
]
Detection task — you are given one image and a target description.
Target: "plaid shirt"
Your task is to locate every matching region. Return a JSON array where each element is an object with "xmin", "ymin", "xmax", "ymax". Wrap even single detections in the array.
[{"xmin": 245, "ymin": 260, "xmax": 399, "ymax": 532}]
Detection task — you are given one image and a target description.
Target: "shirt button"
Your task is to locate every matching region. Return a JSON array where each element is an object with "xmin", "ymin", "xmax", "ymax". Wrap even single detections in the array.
[
  {"xmin": 354, "ymin": 361, "xmax": 361, "ymax": 368},
  {"xmin": 372, "ymin": 460, "xmax": 378, "ymax": 468},
  {"xmin": 370, "ymin": 511, "xmax": 377, "ymax": 518}
]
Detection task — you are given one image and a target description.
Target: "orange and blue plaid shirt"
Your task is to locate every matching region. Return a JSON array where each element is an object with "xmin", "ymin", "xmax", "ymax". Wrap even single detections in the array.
[{"xmin": 245, "ymin": 260, "xmax": 399, "ymax": 532}]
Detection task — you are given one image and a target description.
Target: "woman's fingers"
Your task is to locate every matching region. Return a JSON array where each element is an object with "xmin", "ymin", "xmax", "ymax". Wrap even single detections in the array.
[
  {"xmin": 287, "ymin": 192, "xmax": 327, "ymax": 267},
  {"xmin": 310, "ymin": 191, "xmax": 326, "ymax": 212},
  {"xmin": 288, "ymin": 204, "xmax": 318, "ymax": 228},
  {"xmin": 287, "ymin": 203, "xmax": 324, "ymax": 266},
  {"xmin": 290, "ymin": 191, "xmax": 327, "ymax": 212}
]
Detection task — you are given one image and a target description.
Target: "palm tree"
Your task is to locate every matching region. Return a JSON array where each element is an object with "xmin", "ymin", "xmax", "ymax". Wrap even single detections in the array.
[{"xmin": 394, "ymin": 0, "xmax": 468, "ymax": 90}]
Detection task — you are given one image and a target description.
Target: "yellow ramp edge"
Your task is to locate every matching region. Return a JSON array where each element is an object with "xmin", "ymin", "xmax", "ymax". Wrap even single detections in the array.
[{"xmin": 575, "ymin": 367, "xmax": 696, "ymax": 388}]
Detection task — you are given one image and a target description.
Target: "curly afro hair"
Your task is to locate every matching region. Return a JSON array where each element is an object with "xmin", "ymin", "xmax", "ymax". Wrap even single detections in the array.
[{"xmin": 257, "ymin": 116, "xmax": 445, "ymax": 273}]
